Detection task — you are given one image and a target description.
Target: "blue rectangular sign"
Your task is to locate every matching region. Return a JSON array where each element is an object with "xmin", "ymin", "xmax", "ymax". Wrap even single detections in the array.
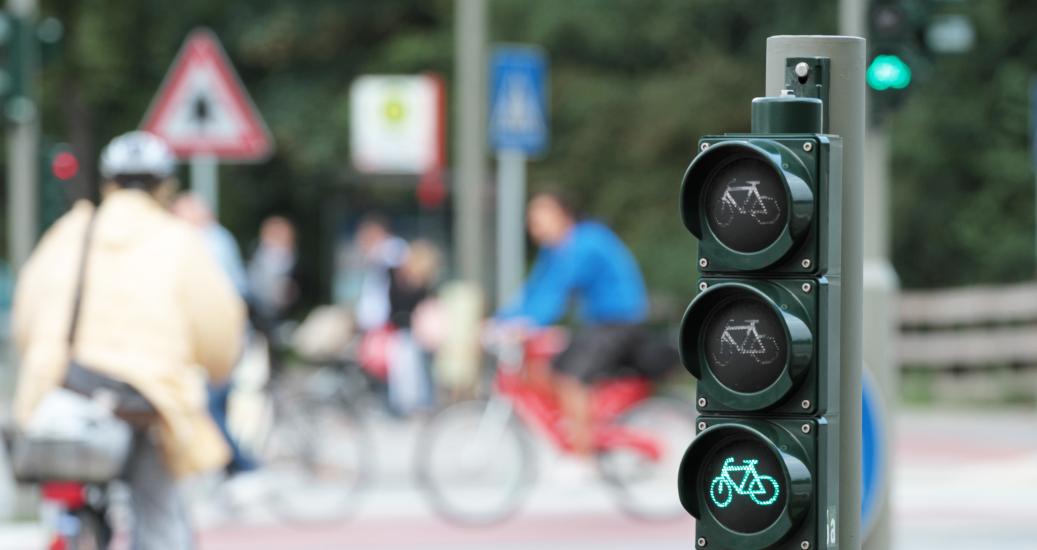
[{"xmin": 489, "ymin": 45, "xmax": 549, "ymax": 155}]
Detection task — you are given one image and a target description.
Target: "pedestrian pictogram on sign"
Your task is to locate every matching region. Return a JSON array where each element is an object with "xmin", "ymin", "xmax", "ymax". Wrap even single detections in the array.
[
  {"xmin": 491, "ymin": 73, "xmax": 546, "ymax": 139},
  {"xmin": 489, "ymin": 46, "xmax": 548, "ymax": 155},
  {"xmin": 141, "ymin": 28, "xmax": 273, "ymax": 161}
]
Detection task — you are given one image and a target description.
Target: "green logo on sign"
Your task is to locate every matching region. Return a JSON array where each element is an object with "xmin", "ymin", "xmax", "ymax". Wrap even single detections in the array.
[{"xmin": 709, "ymin": 457, "xmax": 780, "ymax": 508}]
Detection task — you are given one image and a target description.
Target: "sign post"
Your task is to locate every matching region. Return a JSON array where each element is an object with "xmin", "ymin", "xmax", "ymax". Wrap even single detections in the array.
[
  {"xmin": 190, "ymin": 154, "xmax": 219, "ymax": 214},
  {"xmin": 141, "ymin": 28, "xmax": 273, "ymax": 217},
  {"xmin": 489, "ymin": 46, "xmax": 548, "ymax": 306},
  {"xmin": 1031, "ymin": 77, "xmax": 1037, "ymax": 271}
]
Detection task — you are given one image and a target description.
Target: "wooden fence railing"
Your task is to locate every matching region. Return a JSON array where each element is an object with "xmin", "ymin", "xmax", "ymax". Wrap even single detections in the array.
[{"xmin": 898, "ymin": 282, "xmax": 1037, "ymax": 369}]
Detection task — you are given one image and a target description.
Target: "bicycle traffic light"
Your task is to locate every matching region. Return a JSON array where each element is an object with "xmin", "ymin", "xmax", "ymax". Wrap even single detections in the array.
[
  {"xmin": 39, "ymin": 141, "xmax": 75, "ymax": 233},
  {"xmin": 677, "ymin": 63, "xmax": 843, "ymax": 549}
]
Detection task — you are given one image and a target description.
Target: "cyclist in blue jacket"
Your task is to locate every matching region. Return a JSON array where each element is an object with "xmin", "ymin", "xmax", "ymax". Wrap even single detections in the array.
[{"xmin": 497, "ymin": 190, "xmax": 649, "ymax": 455}]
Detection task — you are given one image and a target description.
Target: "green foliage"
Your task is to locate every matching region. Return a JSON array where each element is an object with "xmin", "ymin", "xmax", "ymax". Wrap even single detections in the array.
[
  {"xmin": 33, "ymin": 0, "xmax": 1036, "ymax": 311},
  {"xmin": 890, "ymin": 0, "xmax": 1037, "ymax": 287}
]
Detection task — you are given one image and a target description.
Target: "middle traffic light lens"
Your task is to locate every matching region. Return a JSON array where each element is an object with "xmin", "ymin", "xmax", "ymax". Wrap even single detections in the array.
[
  {"xmin": 704, "ymin": 157, "xmax": 788, "ymax": 253},
  {"xmin": 703, "ymin": 296, "xmax": 788, "ymax": 393}
]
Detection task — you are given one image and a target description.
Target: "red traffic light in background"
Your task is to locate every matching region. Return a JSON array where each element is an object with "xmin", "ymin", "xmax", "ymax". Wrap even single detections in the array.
[{"xmin": 51, "ymin": 150, "xmax": 79, "ymax": 181}]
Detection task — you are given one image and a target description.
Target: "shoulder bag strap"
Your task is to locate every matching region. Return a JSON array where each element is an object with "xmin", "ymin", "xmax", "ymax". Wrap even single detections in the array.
[{"xmin": 67, "ymin": 206, "xmax": 99, "ymax": 350}]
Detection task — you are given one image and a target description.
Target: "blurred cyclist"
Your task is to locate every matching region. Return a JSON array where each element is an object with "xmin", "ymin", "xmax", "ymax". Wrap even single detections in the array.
[
  {"xmin": 12, "ymin": 131, "xmax": 246, "ymax": 549},
  {"xmin": 496, "ymin": 190, "xmax": 648, "ymax": 455}
]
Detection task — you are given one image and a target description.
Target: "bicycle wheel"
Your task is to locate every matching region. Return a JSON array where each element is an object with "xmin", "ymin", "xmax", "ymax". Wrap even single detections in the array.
[
  {"xmin": 260, "ymin": 389, "xmax": 372, "ymax": 523},
  {"xmin": 416, "ymin": 400, "xmax": 535, "ymax": 526},
  {"xmin": 596, "ymin": 396, "xmax": 697, "ymax": 522},
  {"xmin": 711, "ymin": 335, "xmax": 737, "ymax": 367},
  {"xmin": 751, "ymin": 195, "xmax": 782, "ymax": 225},
  {"xmin": 709, "ymin": 477, "xmax": 733, "ymax": 508},
  {"xmin": 712, "ymin": 197, "xmax": 736, "ymax": 228},
  {"xmin": 751, "ymin": 474, "xmax": 780, "ymax": 506},
  {"xmin": 754, "ymin": 335, "xmax": 781, "ymax": 366}
]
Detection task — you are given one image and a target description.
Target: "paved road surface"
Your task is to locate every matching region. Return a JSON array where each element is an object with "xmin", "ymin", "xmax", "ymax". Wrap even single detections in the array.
[{"xmin": 2, "ymin": 407, "xmax": 1036, "ymax": 549}]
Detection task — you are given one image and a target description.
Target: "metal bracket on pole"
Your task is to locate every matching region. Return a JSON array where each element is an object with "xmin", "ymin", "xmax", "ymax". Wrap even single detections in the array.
[{"xmin": 784, "ymin": 57, "xmax": 832, "ymax": 134}]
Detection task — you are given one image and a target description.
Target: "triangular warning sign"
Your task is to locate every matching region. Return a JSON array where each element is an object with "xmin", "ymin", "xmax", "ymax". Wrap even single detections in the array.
[
  {"xmin": 141, "ymin": 28, "xmax": 273, "ymax": 162},
  {"xmin": 490, "ymin": 73, "xmax": 546, "ymax": 138}
]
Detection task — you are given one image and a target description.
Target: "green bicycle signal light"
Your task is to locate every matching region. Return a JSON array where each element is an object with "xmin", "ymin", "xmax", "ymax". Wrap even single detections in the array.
[
  {"xmin": 679, "ymin": 419, "xmax": 821, "ymax": 549},
  {"xmin": 866, "ymin": 54, "xmax": 912, "ymax": 91}
]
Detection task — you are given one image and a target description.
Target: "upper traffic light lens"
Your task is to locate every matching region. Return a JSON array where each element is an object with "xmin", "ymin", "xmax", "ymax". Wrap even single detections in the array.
[
  {"xmin": 702, "ymin": 434, "xmax": 788, "ymax": 533},
  {"xmin": 704, "ymin": 295, "xmax": 788, "ymax": 393},
  {"xmin": 680, "ymin": 140, "xmax": 815, "ymax": 273},
  {"xmin": 704, "ymin": 157, "xmax": 788, "ymax": 253},
  {"xmin": 866, "ymin": 54, "xmax": 912, "ymax": 91}
]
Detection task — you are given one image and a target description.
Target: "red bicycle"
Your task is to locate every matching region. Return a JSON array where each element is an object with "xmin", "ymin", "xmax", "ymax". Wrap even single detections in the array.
[{"xmin": 415, "ymin": 328, "xmax": 696, "ymax": 525}]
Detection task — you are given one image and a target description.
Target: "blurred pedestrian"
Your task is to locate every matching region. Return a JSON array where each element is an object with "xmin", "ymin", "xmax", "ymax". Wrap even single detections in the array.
[
  {"xmin": 246, "ymin": 215, "xmax": 299, "ymax": 367},
  {"xmin": 354, "ymin": 214, "xmax": 408, "ymax": 332},
  {"xmin": 171, "ymin": 193, "xmax": 248, "ymax": 296},
  {"xmin": 172, "ymin": 193, "xmax": 256, "ymax": 475},
  {"xmin": 386, "ymin": 240, "xmax": 442, "ymax": 414},
  {"xmin": 12, "ymin": 131, "xmax": 246, "ymax": 549}
]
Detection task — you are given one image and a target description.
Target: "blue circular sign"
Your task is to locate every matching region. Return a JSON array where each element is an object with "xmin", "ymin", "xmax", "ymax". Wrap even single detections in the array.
[{"xmin": 861, "ymin": 368, "xmax": 887, "ymax": 537}]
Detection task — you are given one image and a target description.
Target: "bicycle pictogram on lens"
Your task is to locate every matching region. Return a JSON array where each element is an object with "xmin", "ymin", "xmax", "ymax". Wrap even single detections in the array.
[
  {"xmin": 712, "ymin": 178, "xmax": 782, "ymax": 228},
  {"xmin": 709, "ymin": 456, "xmax": 781, "ymax": 508},
  {"xmin": 712, "ymin": 318, "xmax": 781, "ymax": 367}
]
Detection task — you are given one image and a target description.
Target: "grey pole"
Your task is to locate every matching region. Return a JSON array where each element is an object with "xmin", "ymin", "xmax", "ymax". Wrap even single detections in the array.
[
  {"xmin": 6, "ymin": 0, "xmax": 39, "ymax": 271},
  {"xmin": 842, "ymin": 0, "xmax": 898, "ymax": 545},
  {"xmin": 767, "ymin": 35, "xmax": 865, "ymax": 550},
  {"xmin": 2, "ymin": 0, "xmax": 37, "ymax": 523},
  {"xmin": 190, "ymin": 154, "xmax": 219, "ymax": 217},
  {"xmin": 496, "ymin": 149, "xmax": 526, "ymax": 305},
  {"xmin": 453, "ymin": 0, "xmax": 488, "ymax": 286},
  {"xmin": 861, "ymin": 129, "xmax": 897, "ymax": 550}
]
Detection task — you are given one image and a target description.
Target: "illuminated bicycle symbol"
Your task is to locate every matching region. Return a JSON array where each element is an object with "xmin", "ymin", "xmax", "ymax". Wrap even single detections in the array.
[
  {"xmin": 709, "ymin": 457, "xmax": 781, "ymax": 508},
  {"xmin": 713, "ymin": 179, "xmax": 782, "ymax": 227},
  {"xmin": 711, "ymin": 319, "xmax": 780, "ymax": 367}
]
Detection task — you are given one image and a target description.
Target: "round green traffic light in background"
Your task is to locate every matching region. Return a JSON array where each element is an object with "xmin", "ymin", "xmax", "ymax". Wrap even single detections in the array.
[{"xmin": 866, "ymin": 54, "xmax": 912, "ymax": 91}]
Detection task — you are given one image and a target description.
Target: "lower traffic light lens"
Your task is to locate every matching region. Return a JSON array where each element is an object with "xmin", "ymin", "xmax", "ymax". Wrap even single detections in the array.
[
  {"xmin": 702, "ymin": 435, "xmax": 787, "ymax": 533},
  {"xmin": 704, "ymin": 157, "xmax": 788, "ymax": 253},
  {"xmin": 679, "ymin": 422, "xmax": 814, "ymax": 548},
  {"xmin": 703, "ymin": 296, "xmax": 788, "ymax": 393}
]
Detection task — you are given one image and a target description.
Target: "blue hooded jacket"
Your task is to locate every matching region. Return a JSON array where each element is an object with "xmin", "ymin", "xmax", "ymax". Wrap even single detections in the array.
[{"xmin": 497, "ymin": 221, "xmax": 648, "ymax": 327}]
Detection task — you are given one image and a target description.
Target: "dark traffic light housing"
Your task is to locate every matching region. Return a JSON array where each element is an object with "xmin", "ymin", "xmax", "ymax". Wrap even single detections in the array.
[
  {"xmin": 679, "ymin": 277, "xmax": 839, "ymax": 415},
  {"xmin": 677, "ymin": 69, "xmax": 843, "ymax": 549},
  {"xmin": 680, "ymin": 102, "xmax": 842, "ymax": 275}
]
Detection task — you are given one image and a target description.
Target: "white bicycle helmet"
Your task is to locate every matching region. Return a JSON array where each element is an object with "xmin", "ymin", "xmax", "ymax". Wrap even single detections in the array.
[{"xmin": 99, "ymin": 131, "xmax": 176, "ymax": 180}]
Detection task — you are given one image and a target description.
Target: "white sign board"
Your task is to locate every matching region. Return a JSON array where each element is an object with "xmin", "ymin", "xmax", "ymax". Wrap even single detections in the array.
[{"xmin": 350, "ymin": 75, "xmax": 443, "ymax": 175}]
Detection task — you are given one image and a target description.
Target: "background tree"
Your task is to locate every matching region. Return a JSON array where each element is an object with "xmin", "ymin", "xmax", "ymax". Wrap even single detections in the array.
[{"xmin": 22, "ymin": 0, "xmax": 1037, "ymax": 315}]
